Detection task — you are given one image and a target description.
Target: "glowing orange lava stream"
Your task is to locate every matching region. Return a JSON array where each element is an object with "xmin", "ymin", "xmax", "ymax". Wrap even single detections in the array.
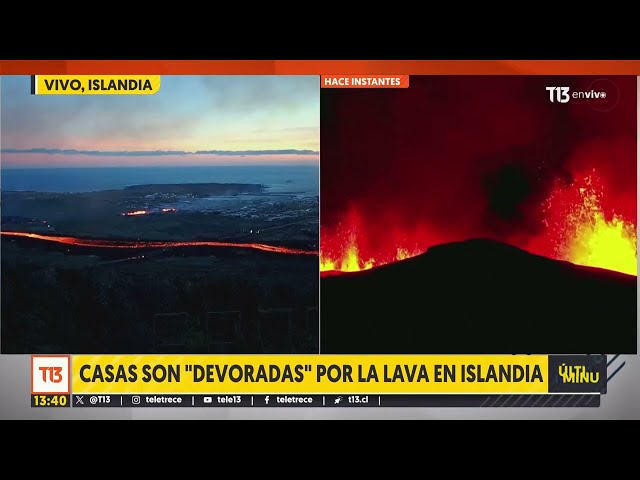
[{"xmin": 1, "ymin": 231, "xmax": 318, "ymax": 256}]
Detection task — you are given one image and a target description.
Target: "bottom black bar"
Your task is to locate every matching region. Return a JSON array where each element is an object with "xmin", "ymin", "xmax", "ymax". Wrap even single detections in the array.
[{"xmin": 70, "ymin": 394, "xmax": 601, "ymax": 408}]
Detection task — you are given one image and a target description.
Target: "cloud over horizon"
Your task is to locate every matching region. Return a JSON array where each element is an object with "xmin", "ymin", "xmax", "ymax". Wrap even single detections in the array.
[{"xmin": 1, "ymin": 148, "xmax": 320, "ymax": 156}]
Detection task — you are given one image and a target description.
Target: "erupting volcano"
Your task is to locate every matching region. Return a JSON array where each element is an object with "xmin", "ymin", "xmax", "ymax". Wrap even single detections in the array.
[
  {"xmin": 321, "ymin": 171, "xmax": 637, "ymax": 276},
  {"xmin": 320, "ymin": 75, "xmax": 637, "ymax": 354}
]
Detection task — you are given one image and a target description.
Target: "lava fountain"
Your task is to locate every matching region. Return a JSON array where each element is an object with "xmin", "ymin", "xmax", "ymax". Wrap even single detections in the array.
[
  {"xmin": 320, "ymin": 213, "xmax": 426, "ymax": 273},
  {"xmin": 320, "ymin": 232, "xmax": 375, "ymax": 272},
  {"xmin": 321, "ymin": 171, "xmax": 637, "ymax": 276},
  {"xmin": 538, "ymin": 171, "xmax": 637, "ymax": 275}
]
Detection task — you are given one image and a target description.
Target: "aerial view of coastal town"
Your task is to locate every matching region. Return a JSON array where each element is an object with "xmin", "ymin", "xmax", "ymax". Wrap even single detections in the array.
[{"xmin": 1, "ymin": 75, "xmax": 320, "ymax": 354}]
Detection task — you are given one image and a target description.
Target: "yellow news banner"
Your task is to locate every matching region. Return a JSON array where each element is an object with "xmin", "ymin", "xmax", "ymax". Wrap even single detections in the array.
[
  {"xmin": 71, "ymin": 355, "xmax": 549, "ymax": 394},
  {"xmin": 33, "ymin": 75, "xmax": 160, "ymax": 95}
]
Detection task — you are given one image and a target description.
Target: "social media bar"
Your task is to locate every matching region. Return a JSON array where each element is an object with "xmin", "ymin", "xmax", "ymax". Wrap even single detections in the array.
[
  {"xmin": 70, "ymin": 394, "xmax": 194, "ymax": 407},
  {"xmin": 66, "ymin": 394, "xmax": 602, "ymax": 408}
]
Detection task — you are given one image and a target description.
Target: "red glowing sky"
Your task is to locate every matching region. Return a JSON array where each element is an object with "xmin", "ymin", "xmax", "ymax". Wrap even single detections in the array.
[{"xmin": 319, "ymin": 76, "xmax": 637, "ymax": 274}]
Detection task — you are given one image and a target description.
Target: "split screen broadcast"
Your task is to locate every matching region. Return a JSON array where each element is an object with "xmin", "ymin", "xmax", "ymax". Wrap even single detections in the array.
[{"xmin": 1, "ymin": 75, "xmax": 637, "ymax": 356}]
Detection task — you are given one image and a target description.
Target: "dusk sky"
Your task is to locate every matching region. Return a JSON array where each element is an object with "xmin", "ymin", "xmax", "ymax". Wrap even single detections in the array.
[{"xmin": 0, "ymin": 76, "xmax": 319, "ymax": 167}]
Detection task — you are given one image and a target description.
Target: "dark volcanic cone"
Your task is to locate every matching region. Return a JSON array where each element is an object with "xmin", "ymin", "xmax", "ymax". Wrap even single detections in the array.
[{"xmin": 321, "ymin": 239, "xmax": 637, "ymax": 354}]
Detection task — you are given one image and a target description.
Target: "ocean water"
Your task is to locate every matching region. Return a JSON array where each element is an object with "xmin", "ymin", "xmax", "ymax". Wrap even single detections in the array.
[{"xmin": 1, "ymin": 165, "xmax": 319, "ymax": 196}]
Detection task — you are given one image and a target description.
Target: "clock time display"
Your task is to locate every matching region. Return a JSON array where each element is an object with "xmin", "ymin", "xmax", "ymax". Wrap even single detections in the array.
[{"xmin": 31, "ymin": 394, "xmax": 70, "ymax": 408}]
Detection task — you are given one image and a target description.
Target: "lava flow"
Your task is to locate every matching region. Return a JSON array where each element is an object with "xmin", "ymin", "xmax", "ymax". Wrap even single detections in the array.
[
  {"xmin": 122, "ymin": 208, "xmax": 178, "ymax": 216},
  {"xmin": 0, "ymin": 231, "xmax": 317, "ymax": 256},
  {"xmin": 122, "ymin": 210, "xmax": 148, "ymax": 216},
  {"xmin": 321, "ymin": 172, "xmax": 637, "ymax": 276}
]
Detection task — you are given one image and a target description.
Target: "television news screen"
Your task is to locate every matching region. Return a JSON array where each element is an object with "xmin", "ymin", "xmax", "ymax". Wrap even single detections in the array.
[{"xmin": 0, "ymin": 61, "xmax": 638, "ymax": 420}]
